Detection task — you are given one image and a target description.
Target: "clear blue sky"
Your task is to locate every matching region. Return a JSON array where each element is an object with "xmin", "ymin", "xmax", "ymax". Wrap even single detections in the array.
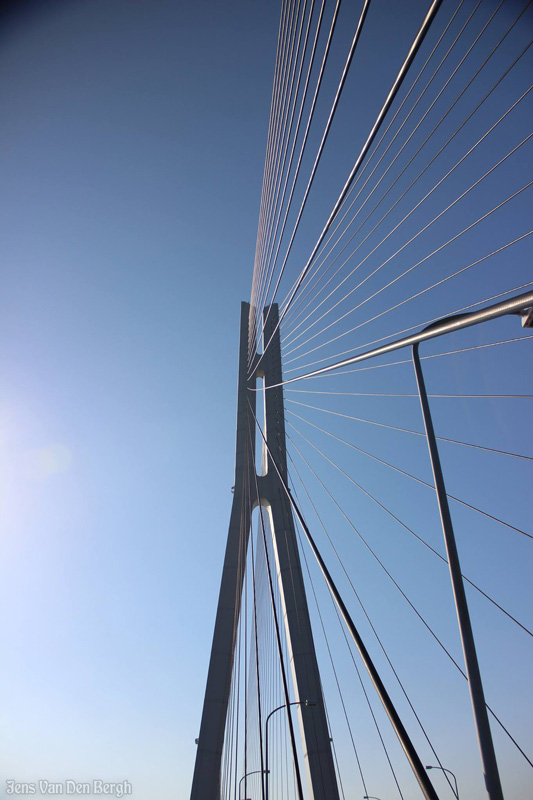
[
  {"xmin": 0, "ymin": 1, "xmax": 279, "ymax": 796},
  {"xmin": 1, "ymin": 1, "xmax": 531, "ymax": 799}
]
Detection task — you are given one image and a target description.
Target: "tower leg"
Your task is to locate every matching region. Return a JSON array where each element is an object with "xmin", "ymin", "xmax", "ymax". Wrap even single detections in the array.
[
  {"xmin": 190, "ymin": 303, "xmax": 255, "ymax": 800},
  {"xmin": 255, "ymin": 305, "xmax": 341, "ymax": 800}
]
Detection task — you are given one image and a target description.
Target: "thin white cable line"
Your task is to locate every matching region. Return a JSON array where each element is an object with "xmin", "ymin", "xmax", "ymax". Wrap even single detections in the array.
[
  {"xmin": 255, "ymin": 0, "xmax": 302, "ymax": 294},
  {"xmin": 255, "ymin": 0, "xmax": 310, "ymax": 296},
  {"xmin": 249, "ymin": 0, "xmax": 444, "ymax": 374},
  {"xmin": 288, "ymin": 453, "xmax": 462, "ymax": 800},
  {"xmin": 250, "ymin": 0, "xmax": 336, "ymax": 354},
  {"xmin": 289, "ymin": 469, "xmax": 409, "ymax": 800},
  {"xmin": 257, "ymin": 0, "xmax": 373, "ymax": 325},
  {"xmin": 287, "ymin": 427, "xmax": 533, "ymax": 639},
  {"xmin": 282, "ymin": 280, "xmax": 533, "ymax": 375},
  {"xmin": 251, "ymin": 0, "xmax": 324, "ymax": 353},
  {"xmin": 281, "ymin": 33, "xmax": 533, "ymax": 354},
  {"xmin": 286, "ymin": 397, "xmax": 533, "ymax": 461},
  {"xmin": 282, "ymin": 120, "xmax": 533, "ymax": 361},
  {"xmin": 283, "ymin": 219, "xmax": 533, "ymax": 372},
  {"xmin": 252, "ymin": 0, "xmax": 326, "ymax": 338},
  {"xmin": 258, "ymin": 403, "xmax": 533, "ymax": 769},
  {"xmin": 282, "ymin": 25, "xmax": 532, "ymax": 346},
  {"xmin": 254, "ymin": 0, "xmax": 294, "ymax": 282},
  {"xmin": 300, "ymin": 333, "xmax": 533, "ymax": 381},
  {"xmin": 287, "ymin": 334, "xmax": 533, "ymax": 382},
  {"xmin": 285, "ymin": 407, "xmax": 533, "ymax": 540},
  {"xmin": 281, "ymin": 0, "xmax": 475, "ymax": 333},
  {"xmin": 286, "ymin": 423, "xmax": 485, "ymax": 786},
  {"xmin": 278, "ymin": 0, "xmax": 526, "ymax": 329},
  {"xmin": 255, "ymin": 0, "xmax": 304, "ymax": 341},
  {"xmin": 286, "ymin": 390, "xmax": 533, "ymax": 398},
  {"xmin": 250, "ymin": 0, "xmax": 295, "ymax": 350},
  {"xmin": 286, "ymin": 475, "xmax": 370, "ymax": 796},
  {"xmin": 250, "ymin": 0, "xmax": 344, "ymax": 357},
  {"xmin": 255, "ymin": 0, "xmax": 315, "ymax": 285},
  {"xmin": 253, "ymin": 0, "xmax": 289, "ymax": 244}
]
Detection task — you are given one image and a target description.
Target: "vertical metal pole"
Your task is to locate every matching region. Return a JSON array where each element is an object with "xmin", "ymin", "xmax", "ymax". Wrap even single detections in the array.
[
  {"xmin": 265, "ymin": 702, "xmax": 308, "ymax": 800},
  {"xmin": 412, "ymin": 343, "xmax": 504, "ymax": 800},
  {"xmin": 265, "ymin": 715, "xmax": 269, "ymax": 800},
  {"xmin": 265, "ymin": 705, "xmax": 283, "ymax": 800}
]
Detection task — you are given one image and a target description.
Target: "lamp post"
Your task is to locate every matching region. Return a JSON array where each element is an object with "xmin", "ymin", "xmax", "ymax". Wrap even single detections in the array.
[
  {"xmin": 426, "ymin": 765, "xmax": 459, "ymax": 799},
  {"xmin": 265, "ymin": 699, "xmax": 316, "ymax": 800},
  {"xmin": 238, "ymin": 769, "xmax": 269, "ymax": 800}
]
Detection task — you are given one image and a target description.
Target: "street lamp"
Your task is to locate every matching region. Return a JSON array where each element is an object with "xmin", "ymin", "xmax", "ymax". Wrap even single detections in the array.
[
  {"xmin": 238, "ymin": 769, "xmax": 269, "ymax": 800},
  {"xmin": 426, "ymin": 765, "xmax": 459, "ymax": 799},
  {"xmin": 265, "ymin": 699, "xmax": 316, "ymax": 800}
]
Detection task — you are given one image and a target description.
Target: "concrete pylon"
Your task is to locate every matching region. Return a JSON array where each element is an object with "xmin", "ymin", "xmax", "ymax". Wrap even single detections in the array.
[
  {"xmin": 255, "ymin": 305, "xmax": 340, "ymax": 800},
  {"xmin": 190, "ymin": 302, "xmax": 340, "ymax": 800}
]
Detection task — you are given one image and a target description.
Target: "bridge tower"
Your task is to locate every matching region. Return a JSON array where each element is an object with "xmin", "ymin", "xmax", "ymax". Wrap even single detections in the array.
[{"xmin": 190, "ymin": 302, "xmax": 340, "ymax": 800}]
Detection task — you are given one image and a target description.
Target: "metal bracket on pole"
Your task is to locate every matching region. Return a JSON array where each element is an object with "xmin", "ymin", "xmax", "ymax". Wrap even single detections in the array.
[{"xmin": 518, "ymin": 306, "xmax": 533, "ymax": 327}]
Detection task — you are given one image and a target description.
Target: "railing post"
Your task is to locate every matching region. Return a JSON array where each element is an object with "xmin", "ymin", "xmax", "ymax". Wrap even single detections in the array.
[{"xmin": 412, "ymin": 343, "xmax": 504, "ymax": 800}]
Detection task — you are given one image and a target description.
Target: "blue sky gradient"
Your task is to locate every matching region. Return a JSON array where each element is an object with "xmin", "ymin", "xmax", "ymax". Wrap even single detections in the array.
[
  {"xmin": 1, "ymin": 1, "xmax": 531, "ymax": 798},
  {"xmin": 1, "ymin": 1, "xmax": 279, "ymax": 795}
]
